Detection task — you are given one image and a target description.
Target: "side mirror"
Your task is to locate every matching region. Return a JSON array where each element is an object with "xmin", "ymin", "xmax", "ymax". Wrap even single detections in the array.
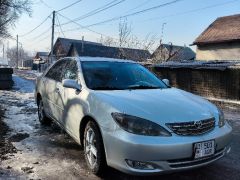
[
  {"xmin": 162, "ymin": 79, "xmax": 170, "ymax": 86},
  {"xmin": 62, "ymin": 79, "xmax": 81, "ymax": 91}
]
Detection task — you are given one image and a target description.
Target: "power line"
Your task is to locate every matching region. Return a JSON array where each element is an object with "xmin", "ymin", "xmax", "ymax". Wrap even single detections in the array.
[
  {"xmin": 19, "ymin": 13, "xmax": 52, "ymax": 37},
  {"xmin": 75, "ymin": 0, "xmax": 117, "ymax": 19},
  {"xmin": 61, "ymin": 26, "xmax": 81, "ymax": 33},
  {"xmin": 56, "ymin": 14, "xmax": 65, "ymax": 37},
  {"xmin": 26, "ymin": 30, "xmax": 59, "ymax": 47},
  {"xmin": 57, "ymin": 12, "xmax": 103, "ymax": 36},
  {"xmin": 36, "ymin": 34, "xmax": 51, "ymax": 43},
  {"xmin": 39, "ymin": 0, "xmax": 53, "ymax": 9},
  {"xmin": 30, "ymin": 26, "xmax": 52, "ymax": 40},
  {"xmin": 124, "ymin": 0, "xmax": 152, "ymax": 13},
  {"xmin": 141, "ymin": 0, "xmax": 240, "ymax": 23},
  {"xmin": 57, "ymin": 0, "xmax": 83, "ymax": 12},
  {"xmin": 85, "ymin": 0, "xmax": 183, "ymax": 27},
  {"xmin": 59, "ymin": 0, "xmax": 126, "ymax": 26}
]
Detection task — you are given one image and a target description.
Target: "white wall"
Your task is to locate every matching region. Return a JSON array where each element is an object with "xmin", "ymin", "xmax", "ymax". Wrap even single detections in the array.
[{"xmin": 196, "ymin": 42, "xmax": 240, "ymax": 61}]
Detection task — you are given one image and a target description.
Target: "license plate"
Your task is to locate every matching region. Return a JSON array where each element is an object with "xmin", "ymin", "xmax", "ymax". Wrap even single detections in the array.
[{"xmin": 194, "ymin": 140, "xmax": 215, "ymax": 159}]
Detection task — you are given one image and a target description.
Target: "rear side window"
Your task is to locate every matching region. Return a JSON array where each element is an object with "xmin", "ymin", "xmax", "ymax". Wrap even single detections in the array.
[
  {"xmin": 62, "ymin": 60, "xmax": 78, "ymax": 80},
  {"xmin": 45, "ymin": 60, "xmax": 67, "ymax": 82}
]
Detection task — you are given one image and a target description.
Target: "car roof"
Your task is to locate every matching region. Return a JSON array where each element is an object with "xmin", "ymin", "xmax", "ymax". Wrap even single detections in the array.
[{"xmin": 75, "ymin": 56, "xmax": 136, "ymax": 63}]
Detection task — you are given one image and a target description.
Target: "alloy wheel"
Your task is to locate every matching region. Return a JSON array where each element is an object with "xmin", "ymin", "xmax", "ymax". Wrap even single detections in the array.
[{"xmin": 85, "ymin": 127, "xmax": 98, "ymax": 168}]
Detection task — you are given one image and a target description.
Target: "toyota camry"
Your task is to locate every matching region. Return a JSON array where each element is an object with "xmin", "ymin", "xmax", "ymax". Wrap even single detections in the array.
[{"xmin": 35, "ymin": 57, "xmax": 232, "ymax": 175}]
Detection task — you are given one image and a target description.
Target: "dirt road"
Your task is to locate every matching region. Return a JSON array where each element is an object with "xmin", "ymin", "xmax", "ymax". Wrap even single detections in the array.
[{"xmin": 0, "ymin": 75, "xmax": 240, "ymax": 180}]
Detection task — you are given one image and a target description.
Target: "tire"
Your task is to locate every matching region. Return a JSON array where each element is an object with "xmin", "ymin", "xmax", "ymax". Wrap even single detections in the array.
[
  {"xmin": 84, "ymin": 121, "xmax": 106, "ymax": 175},
  {"xmin": 38, "ymin": 98, "xmax": 51, "ymax": 125}
]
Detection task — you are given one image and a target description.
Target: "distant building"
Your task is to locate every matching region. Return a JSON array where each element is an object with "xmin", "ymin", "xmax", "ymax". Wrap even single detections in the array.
[
  {"xmin": 67, "ymin": 43, "xmax": 151, "ymax": 62},
  {"xmin": 33, "ymin": 52, "xmax": 49, "ymax": 70},
  {"xmin": 22, "ymin": 59, "xmax": 33, "ymax": 69},
  {"xmin": 51, "ymin": 37, "xmax": 102, "ymax": 60},
  {"xmin": 34, "ymin": 52, "xmax": 49, "ymax": 63},
  {"xmin": 193, "ymin": 14, "xmax": 240, "ymax": 61},
  {"xmin": 151, "ymin": 44, "xmax": 195, "ymax": 62}
]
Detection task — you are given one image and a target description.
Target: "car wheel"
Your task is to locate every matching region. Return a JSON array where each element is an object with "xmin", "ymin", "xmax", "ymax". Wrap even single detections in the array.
[
  {"xmin": 84, "ymin": 121, "xmax": 106, "ymax": 175},
  {"xmin": 38, "ymin": 99, "xmax": 51, "ymax": 125}
]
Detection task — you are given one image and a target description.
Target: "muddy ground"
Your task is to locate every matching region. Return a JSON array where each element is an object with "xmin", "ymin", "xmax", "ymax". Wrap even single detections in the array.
[{"xmin": 0, "ymin": 75, "xmax": 240, "ymax": 180}]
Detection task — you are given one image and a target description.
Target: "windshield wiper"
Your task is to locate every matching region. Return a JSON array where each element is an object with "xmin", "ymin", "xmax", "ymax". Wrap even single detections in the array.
[
  {"xmin": 92, "ymin": 86, "xmax": 124, "ymax": 90},
  {"xmin": 126, "ymin": 85, "xmax": 161, "ymax": 90}
]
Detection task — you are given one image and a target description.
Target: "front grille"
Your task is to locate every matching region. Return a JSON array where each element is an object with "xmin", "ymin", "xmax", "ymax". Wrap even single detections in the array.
[{"xmin": 166, "ymin": 118, "xmax": 215, "ymax": 136}]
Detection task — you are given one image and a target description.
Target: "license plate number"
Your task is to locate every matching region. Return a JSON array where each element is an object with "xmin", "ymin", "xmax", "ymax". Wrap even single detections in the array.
[{"xmin": 194, "ymin": 140, "xmax": 215, "ymax": 159}]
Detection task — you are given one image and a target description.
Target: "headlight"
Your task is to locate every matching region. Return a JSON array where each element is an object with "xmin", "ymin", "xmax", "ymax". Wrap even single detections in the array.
[
  {"xmin": 111, "ymin": 113, "xmax": 171, "ymax": 136},
  {"xmin": 218, "ymin": 108, "xmax": 225, "ymax": 127}
]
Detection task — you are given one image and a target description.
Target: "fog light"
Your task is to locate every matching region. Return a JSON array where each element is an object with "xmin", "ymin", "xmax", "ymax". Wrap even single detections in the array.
[{"xmin": 126, "ymin": 159, "xmax": 155, "ymax": 170}]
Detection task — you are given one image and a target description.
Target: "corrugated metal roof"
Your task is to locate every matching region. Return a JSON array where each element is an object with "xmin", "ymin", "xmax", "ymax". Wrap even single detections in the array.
[
  {"xmin": 153, "ymin": 60, "xmax": 240, "ymax": 70},
  {"xmin": 57, "ymin": 37, "xmax": 102, "ymax": 53},
  {"xmin": 68, "ymin": 43, "xmax": 151, "ymax": 62},
  {"xmin": 151, "ymin": 44, "xmax": 196, "ymax": 61},
  {"xmin": 193, "ymin": 14, "xmax": 240, "ymax": 45}
]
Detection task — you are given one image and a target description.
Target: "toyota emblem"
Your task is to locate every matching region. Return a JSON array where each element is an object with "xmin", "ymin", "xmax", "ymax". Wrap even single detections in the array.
[{"xmin": 194, "ymin": 121, "xmax": 203, "ymax": 129}]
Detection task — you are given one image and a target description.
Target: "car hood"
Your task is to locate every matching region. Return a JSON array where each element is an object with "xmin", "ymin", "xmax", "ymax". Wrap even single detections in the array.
[{"xmin": 93, "ymin": 88, "xmax": 218, "ymax": 124}]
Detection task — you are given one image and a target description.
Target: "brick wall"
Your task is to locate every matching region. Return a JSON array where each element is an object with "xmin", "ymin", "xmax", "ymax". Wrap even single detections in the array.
[{"xmin": 149, "ymin": 66, "xmax": 240, "ymax": 101}]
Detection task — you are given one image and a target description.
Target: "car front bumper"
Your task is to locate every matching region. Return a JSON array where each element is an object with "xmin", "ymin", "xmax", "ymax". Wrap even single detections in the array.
[{"xmin": 102, "ymin": 123, "xmax": 232, "ymax": 175}]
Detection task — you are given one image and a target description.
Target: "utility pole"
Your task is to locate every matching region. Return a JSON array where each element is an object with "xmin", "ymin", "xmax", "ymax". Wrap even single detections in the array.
[
  {"xmin": 20, "ymin": 44, "xmax": 22, "ymax": 68},
  {"xmin": 16, "ymin": 34, "xmax": 19, "ymax": 69},
  {"xmin": 50, "ymin": 10, "xmax": 55, "ymax": 65}
]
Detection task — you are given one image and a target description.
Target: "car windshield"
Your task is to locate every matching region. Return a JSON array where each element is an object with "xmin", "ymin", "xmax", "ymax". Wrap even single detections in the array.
[{"xmin": 81, "ymin": 61, "xmax": 168, "ymax": 90}]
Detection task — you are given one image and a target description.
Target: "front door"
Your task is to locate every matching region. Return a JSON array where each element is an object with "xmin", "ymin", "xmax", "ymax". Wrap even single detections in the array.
[
  {"xmin": 60, "ymin": 60, "xmax": 84, "ymax": 139},
  {"xmin": 43, "ymin": 61, "xmax": 66, "ymax": 120}
]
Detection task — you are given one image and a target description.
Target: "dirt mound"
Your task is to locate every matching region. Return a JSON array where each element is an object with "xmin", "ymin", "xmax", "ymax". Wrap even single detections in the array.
[{"xmin": 0, "ymin": 107, "xmax": 17, "ymax": 160}]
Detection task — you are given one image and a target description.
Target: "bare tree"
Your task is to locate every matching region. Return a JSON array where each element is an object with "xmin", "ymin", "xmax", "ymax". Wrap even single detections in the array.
[
  {"xmin": 6, "ymin": 46, "xmax": 30, "ymax": 67},
  {"xmin": 141, "ymin": 33, "xmax": 157, "ymax": 52},
  {"xmin": 99, "ymin": 19, "xmax": 157, "ymax": 55},
  {"xmin": 151, "ymin": 41, "xmax": 183, "ymax": 63},
  {"xmin": 119, "ymin": 18, "xmax": 131, "ymax": 47},
  {"xmin": 99, "ymin": 36, "xmax": 117, "ymax": 47},
  {"xmin": 166, "ymin": 42, "xmax": 182, "ymax": 62},
  {"xmin": 0, "ymin": 0, "xmax": 32, "ymax": 39}
]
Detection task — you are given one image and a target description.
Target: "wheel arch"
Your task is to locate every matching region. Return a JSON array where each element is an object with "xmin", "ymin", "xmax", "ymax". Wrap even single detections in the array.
[
  {"xmin": 36, "ymin": 93, "xmax": 42, "ymax": 105},
  {"xmin": 80, "ymin": 115, "xmax": 102, "ymax": 145}
]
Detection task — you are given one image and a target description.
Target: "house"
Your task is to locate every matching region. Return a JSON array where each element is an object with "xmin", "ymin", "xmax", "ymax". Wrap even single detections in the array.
[
  {"xmin": 193, "ymin": 14, "xmax": 240, "ymax": 61},
  {"xmin": 67, "ymin": 42, "xmax": 151, "ymax": 62},
  {"xmin": 51, "ymin": 37, "xmax": 102, "ymax": 60},
  {"xmin": 151, "ymin": 44, "xmax": 195, "ymax": 62},
  {"xmin": 33, "ymin": 52, "xmax": 49, "ymax": 70},
  {"xmin": 34, "ymin": 52, "xmax": 49, "ymax": 63}
]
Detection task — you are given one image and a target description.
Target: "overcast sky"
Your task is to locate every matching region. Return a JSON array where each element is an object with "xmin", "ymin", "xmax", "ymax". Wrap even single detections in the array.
[{"xmin": 3, "ymin": 0, "xmax": 240, "ymax": 54}]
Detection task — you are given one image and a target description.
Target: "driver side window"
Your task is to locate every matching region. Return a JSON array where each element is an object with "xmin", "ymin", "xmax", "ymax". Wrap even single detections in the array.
[{"xmin": 45, "ymin": 60, "xmax": 67, "ymax": 82}]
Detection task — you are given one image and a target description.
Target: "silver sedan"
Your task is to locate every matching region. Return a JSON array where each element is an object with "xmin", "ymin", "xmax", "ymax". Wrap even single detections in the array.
[{"xmin": 35, "ymin": 57, "xmax": 232, "ymax": 175}]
